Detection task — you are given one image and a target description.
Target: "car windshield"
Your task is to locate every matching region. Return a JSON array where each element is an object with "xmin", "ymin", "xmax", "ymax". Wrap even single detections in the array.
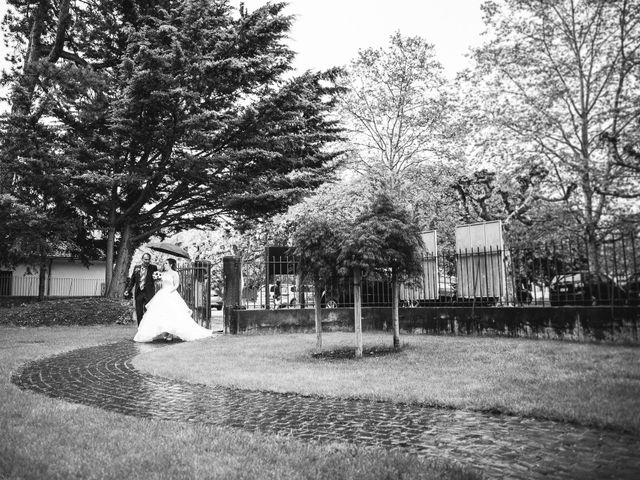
[
  {"xmin": 551, "ymin": 272, "xmax": 619, "ymax": 284},
  {"xmin": 552, "ymin": 273, "xmax": 585, "ymax": 283}
]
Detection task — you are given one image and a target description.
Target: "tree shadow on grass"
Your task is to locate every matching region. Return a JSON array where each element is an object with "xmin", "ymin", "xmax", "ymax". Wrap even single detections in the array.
[{"xmin": 312, "ymin": 345, "xmax": 404, "ymax": 360}]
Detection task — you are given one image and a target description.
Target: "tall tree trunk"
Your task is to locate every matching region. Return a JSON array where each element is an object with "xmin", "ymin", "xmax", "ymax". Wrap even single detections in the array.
[
  {"xmin": 580, "ymin": 179, "xmax": 601, "ymax": 273},
  {"xmin": 37, "ymin": 254, "xmax": 47, "ymax": 301},
  {"xmin": 12, "ymin": 0, "xmax": 71, "ymax": 115},
  {"xmin": 12, "ymin": 0, "xmax": 48, "ymax": 115},
  {"xmin": 392, "ymin": 270, "xmax": 400, "ymax": 350},
  {"xmin": 105, "ymin": 199, "xmax": 117, "ymax": 292},
  {"xmin": 314, "ymin": 285, "xmax": 322, "ymax": 351},
  {"xmin": 296, "ymin": 273, "xmax": 304, "ymax": 308},
  {"xmin": 105, "ymin": 227, "xmax": 115, "ymax": 294},
  {"xmin": 354, "ymin": 266, "xmax": 363, "ymax": 358},
  {"xmin": 106, "ymin": 223, "xmax": 133, "ymax": 298},
  {"xmin": 586, "ymin": 226, "xmax": 601, "ymax": 274},
  {"xmin": 3, "ymin": 0, "xmax": 48, "ymax": 191},
  {"xmin": 580, "ymin": 113, "xmax": 601, "ymax": 273}
]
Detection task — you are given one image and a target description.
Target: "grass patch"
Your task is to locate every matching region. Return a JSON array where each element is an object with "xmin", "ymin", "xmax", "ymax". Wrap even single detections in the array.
[
  {"xmin": 134, "ymin": 332, "xmax": 640, "ymax": 434},
  {"xmin": 1, "ymin": 325, "xmax": 475, "ymax": 480},
  {"xmin": 4, "ymin": 298, "xmax": 640, "ymax": 478}
]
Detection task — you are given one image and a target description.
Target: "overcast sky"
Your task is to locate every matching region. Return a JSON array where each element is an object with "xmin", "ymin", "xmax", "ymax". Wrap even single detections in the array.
[
  {"xmin": 233, "ymin": 0, "xmax": 487, "ymax": 77},
  {"xmin": 0, "ymin": 0, "xmax": 487, "ymax": 109}
]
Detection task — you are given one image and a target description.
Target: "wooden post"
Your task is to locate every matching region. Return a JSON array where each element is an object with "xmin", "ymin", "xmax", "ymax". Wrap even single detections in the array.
[
  {"xmin": 296, "ymin": 273, "xmax": 304, "ymax": 308},
  {"xmin": 314, "ymin": 284, "xmax": 322, "ymax": 351},
  {"xmin": 354, "ymin": 266, "xmax": 363, "ymax": 358},
  {"xmin": 392, "ymin": 271, "xmax": 400, "ymax": 349},
  {"xmin": 264, "ymin": 247, "xmax": 270, "ymax": 310}
]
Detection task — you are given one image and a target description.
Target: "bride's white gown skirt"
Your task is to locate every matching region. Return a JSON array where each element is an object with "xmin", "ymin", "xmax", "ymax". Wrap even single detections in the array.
[{"xmin": 134, "ymin": 288, "xmax": 213, "ymax": 342}]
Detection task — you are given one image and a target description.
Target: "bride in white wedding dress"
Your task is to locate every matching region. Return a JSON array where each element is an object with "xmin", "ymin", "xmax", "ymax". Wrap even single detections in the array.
[{"xmin": 133, "ymin": 258, "xmax": 213, "ymax": 343}]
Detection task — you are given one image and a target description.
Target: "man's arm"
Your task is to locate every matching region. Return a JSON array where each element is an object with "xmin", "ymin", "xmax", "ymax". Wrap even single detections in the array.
[
  {"xmin": 125, "ymin": 267, "xmax": 140, "ymax": 297},
  {"xmin": 124, "ymin": 275, "xmax": 134, "ymax": 298}
]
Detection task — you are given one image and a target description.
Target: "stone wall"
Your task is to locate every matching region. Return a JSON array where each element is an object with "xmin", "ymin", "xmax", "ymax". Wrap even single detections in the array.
[{"xmin": 229, "ymin": 306, "xmax": 640, "ymax": 344}]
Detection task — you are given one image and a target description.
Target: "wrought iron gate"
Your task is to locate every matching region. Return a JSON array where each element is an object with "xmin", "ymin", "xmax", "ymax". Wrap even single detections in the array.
[{"xmin": 177, "ymin": 260, "xmax": 211, "ymax": 328}]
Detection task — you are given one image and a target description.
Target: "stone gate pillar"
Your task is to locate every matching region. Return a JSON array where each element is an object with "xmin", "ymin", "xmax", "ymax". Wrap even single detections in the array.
[{"xmin": 223, "ymin": 256, "xmax": 242, "ymax": 334}]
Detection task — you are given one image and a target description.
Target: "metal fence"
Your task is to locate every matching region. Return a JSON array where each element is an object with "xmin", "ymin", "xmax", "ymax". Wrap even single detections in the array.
[
  {"xmin": 4, "ymin": 233, "xmax": 637, "ymax": 310},
  {"xmin": 0, "ymin": 262, "xmax": 213, "ymax": 320},
  {"xmin": 177, "ymin": 261, "xmax": 212, "ymax": 327},
  {"xmin": 0, "ymin": 276, "xmax": 105, "ymax": 297},
  {"xmin": 241, "ymin": 233, "xmax": 640, "ymax": 309}
]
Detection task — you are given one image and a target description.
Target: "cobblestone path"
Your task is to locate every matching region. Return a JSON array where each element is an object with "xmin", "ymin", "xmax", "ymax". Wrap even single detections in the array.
[{"xmin": 11, "ymin": 340, "xmax": 640, "ymax": 479}]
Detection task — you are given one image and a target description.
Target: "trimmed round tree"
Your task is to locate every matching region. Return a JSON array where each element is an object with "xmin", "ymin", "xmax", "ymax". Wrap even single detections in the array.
[{"xmin": 339, "ymin": 194, "xmax": 423, "ymax": 352}]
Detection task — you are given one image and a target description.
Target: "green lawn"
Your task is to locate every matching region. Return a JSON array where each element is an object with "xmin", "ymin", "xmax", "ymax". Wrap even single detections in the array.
[
  {"xmin": 1, "ymin": 325, "xmax": 475, "ymax": 480},
  {"xmin": 134, "ymin": 331, "xmax": 640, "ymax": 434},
  {"xmin": 4, "ymin": 296, "xmax": 640, "ymax": 479}
]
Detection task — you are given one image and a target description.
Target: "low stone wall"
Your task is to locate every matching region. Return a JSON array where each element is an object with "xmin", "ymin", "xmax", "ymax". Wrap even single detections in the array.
[{"xmin": 230, "ymin": 306, "xmax": 640, "ymax": 344}]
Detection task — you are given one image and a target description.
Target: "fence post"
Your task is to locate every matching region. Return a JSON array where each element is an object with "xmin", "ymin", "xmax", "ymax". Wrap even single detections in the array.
[
  {"xmin": 192, "ymin": 260, "xmax": 212, "ymax": 328},
  {"xmin": 354, "ymin": 267, "xmax": 363, "ymax": 358},
  {"xmin": 223, "ymin": 256, "xmax": 242, "ymax": 334}
]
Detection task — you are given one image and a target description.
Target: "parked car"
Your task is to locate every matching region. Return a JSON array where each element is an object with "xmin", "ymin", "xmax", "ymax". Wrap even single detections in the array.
[
  {"xmin": 256, "ymin": 283, "xmax": 315, "ymax": 308},
  {"xmin": 320, "ymin": 287, "xmax": 349, "ymax": 308},
  {"xmin": 321, "ymin": 279, "xmax": 393, "ymax": 308},
  {"xmin": 288, "ymin": 284, "xmax": 315, "ymax": 307},
  {"xmin": 520, "ymin": 282, "xmax": 549, "ymax": 305},
  {"xmin": 622, "ymin": 273, "xmax": 640, "ymax": 305},
  {"xmin": 210, "ymin": 287, "xmax": 223, "ymax": 310},
  {"xmin": 549, "ymin": 271, "xmax": 627, "ymax": 306}
]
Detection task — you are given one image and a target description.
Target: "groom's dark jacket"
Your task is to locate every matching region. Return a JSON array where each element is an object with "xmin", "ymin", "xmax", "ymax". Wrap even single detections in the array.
[{"xmin": 125, "ymin": 264, "xmax": 158, "ymax": 298}]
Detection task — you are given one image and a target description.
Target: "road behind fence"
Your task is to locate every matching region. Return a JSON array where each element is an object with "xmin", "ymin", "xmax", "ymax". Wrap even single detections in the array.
[{"xmin": 241, "ymin": 232, "xmax": 640, "ymax": 309}]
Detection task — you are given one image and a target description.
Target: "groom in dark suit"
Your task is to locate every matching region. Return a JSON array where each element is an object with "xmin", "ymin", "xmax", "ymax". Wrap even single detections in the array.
[{"xmin": 124, "ymin": 253, "xmax": 158, "ymax": 325}]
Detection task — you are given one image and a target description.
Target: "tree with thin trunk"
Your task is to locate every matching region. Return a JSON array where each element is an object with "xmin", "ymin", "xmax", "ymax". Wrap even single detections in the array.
[
  {"xmin": 338, "ymin": 32, "xmax": 457, "ymax": 221},
  {"xmin": 337, "ymin": 31, "xmax": 464, "ymax": 246},
  {"xmin": 338, "ymin": 32, "xmax": 448, "ymax": 185},
  {"xmin": 338, "ymin": 194, "xmax": 423, "ymax": 353},
  {"xmin": 289, "ymin": 218, "xmax": 344, "ymax": 351}
]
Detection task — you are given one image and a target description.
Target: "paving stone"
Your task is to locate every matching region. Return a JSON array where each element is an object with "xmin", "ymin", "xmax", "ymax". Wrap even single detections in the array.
[{"xmin": 10, "ymin": 340, "xmax": 640, "ymax": 480}]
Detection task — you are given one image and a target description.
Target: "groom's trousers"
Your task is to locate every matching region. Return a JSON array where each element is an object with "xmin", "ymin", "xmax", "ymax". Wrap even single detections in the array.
[{"xmin": 134, "ymin": 288, "xmax": 155, "ymax": 325}]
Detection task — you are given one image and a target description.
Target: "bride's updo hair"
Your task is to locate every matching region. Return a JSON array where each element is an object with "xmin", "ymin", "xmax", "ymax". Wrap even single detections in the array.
[{"xmin": 167, "ymin": 258, "xmax": 177, "ymax": 271}]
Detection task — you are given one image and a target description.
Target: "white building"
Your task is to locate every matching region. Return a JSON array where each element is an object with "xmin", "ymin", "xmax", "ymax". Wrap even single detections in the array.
[{"xmin": 0, "ymin": 257, "xmax": 107, "ymax": 297}]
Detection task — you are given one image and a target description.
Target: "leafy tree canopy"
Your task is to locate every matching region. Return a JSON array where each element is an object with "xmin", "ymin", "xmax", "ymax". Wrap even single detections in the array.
[
  {"xmin": 337, "ymin": 32, "xmax": 468, "ymax": 244},
  {"xmin": 1, "ymin": 0, "xmax": 345, "ymax": 295},
  {"xmin": 468, "ymin": 0, "xmax": 640, "ymax": 244},
  {"xmin": 338, "ymin": 194, "xmax": 423, "ymax": 278}
]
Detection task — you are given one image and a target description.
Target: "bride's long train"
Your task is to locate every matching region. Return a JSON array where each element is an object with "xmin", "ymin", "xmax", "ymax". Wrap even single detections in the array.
[{"xmin": 134, "ymin": 288, "xmax": 212, "ymax": 342}]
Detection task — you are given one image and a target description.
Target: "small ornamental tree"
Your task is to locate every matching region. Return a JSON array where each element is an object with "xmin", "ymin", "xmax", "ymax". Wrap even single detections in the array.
[
  {"xmin": 289, "ymin": 217, "xmax": 345, "ymax": 351},
  {"xmin": 338, "ymin": 194, "xmax": 423, "ymax": 353}
]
